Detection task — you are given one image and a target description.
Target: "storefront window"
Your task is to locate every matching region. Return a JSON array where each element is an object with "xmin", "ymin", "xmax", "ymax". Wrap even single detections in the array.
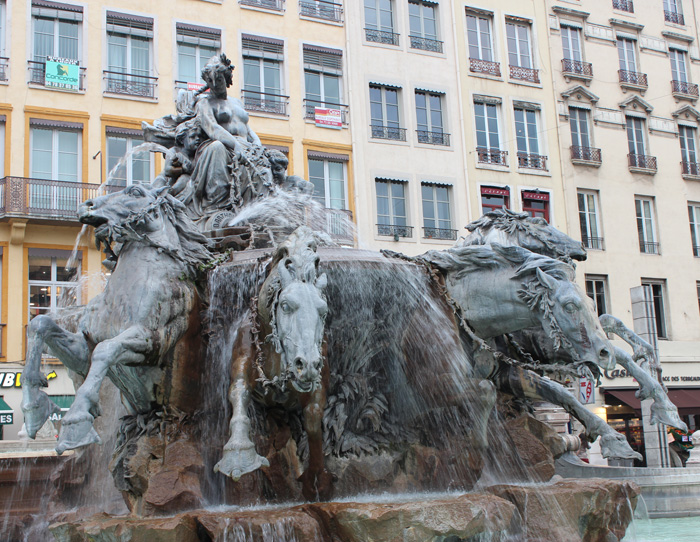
[{"xmin": 28, "ymin": 250, "xmax": 80, "ymax": 321}]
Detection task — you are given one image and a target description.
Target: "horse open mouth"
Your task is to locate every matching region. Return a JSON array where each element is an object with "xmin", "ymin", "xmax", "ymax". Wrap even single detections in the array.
[
  {"xmin": 291, "ymin": 379, "xmax": 316, "ymax": 394},
  {"xmin": 79, "ymin": 212, "xmax": 109, "ymax": 237}
]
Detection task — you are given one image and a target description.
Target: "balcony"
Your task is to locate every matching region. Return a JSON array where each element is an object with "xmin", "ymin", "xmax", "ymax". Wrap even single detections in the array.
[
  {"xmin": 0, "ymin": 57, "xmax": 8, "ymax": 82},
  {"xmin": 242, "ymin": 90, "xmax": 289, "ymax": 116},
  {"xmin": 377, "ymin": 223, "xmax": 413, "ymax": 239},
  {"xmin": 639, "ymin": 241, "xmax": 659, "ymax": 255},
  {"xmin": 409, "ymin": 35, "xmax": 443, "ymax": 53},
  {"xmin": 300, "ymin": 0, "xmax": 343, "ymax": 23},
  {"xmin": 423, "ymin": 227, "xmax": 457, "ymax": 241},
  {"xmin": 0, "ymin": 177, "xmax": 105, "ymax": 222},
  {"xmin": 303, "ymin": 100, "xmax": 349, "ymax": 125},
  {"xmin": 582, "ymin": 236, "xmax": 605, "ymax": 250},
  {"xmin": 28, "ymin": 61, "xmax": 86, "ymax": 91},
  {"xmin": 618, "ymin": 70, "xmax": 648, "ymax": 91},
  {"xmin": 417, "ymin": 130, "xmax": 450, "ymax": 146},
  {"xmin": 665, "ymin": 10, "xmax": 685, "ymax": 25},
  {"xmin": 517, "ymin": 152, "xmax": 548, "ymax": 171},
  {"xmin": 476, "ymin": 148, "xmax": 508, "ymax": 166},
  {"xmin": 562, "ymin": 59, "xmax": 593, "ymax": 81},
  {"xmin": 104, "ymin": 71, "xmax": 157, "ymax": 99},
  {"xmin": 370, "ymin": 125, "xmax": 407, "ymax": 141},
  {"xmin": 469, "ymin": 58, "xmax": 501, "ymax": 77},
  {"xmin": 324, "ymin": 208, "xmax": 353, "ymax": 245},
  {"xmin": 240, "ymin": 0, "xmax": 284, "ymax": 10},
  {"xmin": 509, "ymin": 65, "xmax": 540, "ymax": 84},
  {"xmin": 681, "ymin": 160, "xmax": 700, "ymax": 180},
  {"xmin": 570, "ymin": 145, "xmax": 602, "ymax": 166},
  {"xmin": 365, "ymin": 28, "xmax": 400, "ymax": 46},
  {"xmin": 628, "ymin": 153, "xmax": 657, "ymax": 174},
  {"xmin": 671, "ymin": 80, "xmax": 698, "ymax": 101},
  {"xmin": 612, "ymin": 0, "xmax": 634, "ymax": 13}
]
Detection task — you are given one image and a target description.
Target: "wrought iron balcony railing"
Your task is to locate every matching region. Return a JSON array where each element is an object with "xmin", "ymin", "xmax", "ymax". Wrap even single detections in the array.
[
  {"xmin": 0, "ymin": 177, "xmax": 106, "ymax": 221},
  {"xmin": 639, "ymin": 241, "xmax": 659, "ymax": 254},
  {"xmin": 509, "ymin": 65, "xmax": 540, "ymax": 84},
  {"xmin": 0, "ymin": 57, "xmax": 9, "ymax": 82},
  {"xmin": 377, "ymin": 223, "xmax": 413, "ymax": 238},
  {"xmin": 619, "ymin": 69, "xmax": 648, "ymax": 88},
  {"xmin": 571, "ymin": 145, "xmax": 602, "ymax": 163},
  {"xmin": 423, "ymin": 227, "xmax": 457, "ymax": 240},
  {"xmin": 300, "ymin": 0, "xmax": 343, "ymax": 22},
  {"xmin": 671, "ymin": 80, "xmax": 698, "ymax": 97},
  {"xmin": 365, "ymin": 28, "xmax": 400, "ymax": 46},
  {"xmin": 517, "ymin": 152, "xmax": 548, "ymax": 170},
  {"xmin": 240, "ymin": 0, "xmax": 284, "ymax": 10},
  {"xmin": 582, "ymin": 236, "xmax": 605, "ymax": 250},
  {"xmin": 303, "ymin": 100, "xmax": 349, "ymax": 124},
  {"xmin": 469, "ymin": 58, "xmax": 501, "ymax": 77},
  {"xmin": 29, "ymin": 60, "xmax": 86, "ymax": 90},
  {"xmin": 665, "ymin": 10, "xmax": 685, "ymax": 25},
  {"xmin": 104, "ymin": 70, "xmax": 157, "ymax": 98},
  {"xmin": 562, "ymin": 59, "xmax": 593, "ymax": 78},
  {"xmin": 682, "ymin": 160, "xmax": 700, "ymax": 177},
  {"xmin": 371, "ymin": 125, "xmax": 407, "ymax": 141},
  {"xmin": 324, "ymin": 208, "xmax": 353, "ymax": 245},
  {"xmin": 417, "ymin": 130, "xmax": 450, "ymax": 146},
  {"xmin": 242, "ymin": 90, "xmax": 289, "ymax": 115},
  {"xmin": 613, "ymin": 0, "xmax": 634, "ymax": 13},
  {"xmin": 409, "ymin": 35, "xmax": 443, "ymax": 53},
  {"xmin": 628, "ymin": 153, "xmax": 657, "ymax": 171},
  {"xmin": 476, "ymin": 148, "xmax": 508, "ymax": 166}
]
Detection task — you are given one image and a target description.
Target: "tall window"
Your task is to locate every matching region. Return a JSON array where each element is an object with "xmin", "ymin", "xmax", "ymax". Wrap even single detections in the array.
[
  {"xmin": 578, "ymin": 191, "xmax": 603, "ymax": 250},
  {"xmin": 28, "ymin": 250, "xmax": 81, "ymax": 322},
  {"xmin": 585, "ymin": 275, "xmax": 608, "ymax": 317},
  {"xmin": 370, "ymin": 84, "xmax": 402, "ymax": 140},
  {"xmin": 408, "ymin": 1, "xmax": 440, "ymax": 52},
  {"xmin": 626, "ymin": 116, "xmax": 652, "ymax": 169},
  {"xmin": 364, "ymin": 0, "xmax": 397, "ymax": 45},
  {"xmin": 506, "ymin": 21, "xmax": 532, "ymax": 69},
  {"xmin": 664, "ymin": 0, "xmax": 684, "ymax": 25},
  {"xmin": 308, "ymin": 155, "xmax": 347, "ymax": 210},
  {"xmin": 176, "ymin": 23, "xmax": 220, "ymax": 86},
  {"xmin": 670, "ymin": 48, "xmax": 689, "ymax": 84},
  {"xmin": 106, "ymin": 11, "xmax": 155, "ymax": 98},
  {"xmin": 106, "ymin": 129, "xmax": 152, "ymax": 187},
  {"xmin": 514, "ymin": 106, "xmax": 545, "ymax": 169},
  {"xmin": 641, "ymin": 281, "xmax": 667, "ymax": 339},
  {"xmin": 680, "ymin": 125, "xmax": 698, "ymax": 175},
  {"xmin": 242, "ymin": 35, "xmax": 284, "ymax": 115},
  {"xmin": 376, "ymin": 179, "xmax": 408, "ymax": 235},
  {"xmin": 31, "ymin": 2, "xmax": 82, "ymax": 86},
  {"xmin": 561, "ymin": 24, "xmax": 582, "ymax": 63},
  {"xmin": 688, "ymin": 203, "xmax": 700, "ymax": 256},
  {"xmin": 416, "ymin": 91, "xmax": 448, "ymax": 145},
  {"xmin": 466, "ymin": 12, "xmax": 493, "ymax": 61},
  {"xmin": 421, "ymin": 183, "xmax": 453, "ymax": 239},
  {"xmin": 303, "ymin": 46, "xmax": 343, "ymax": 119},
  {"xmin": 474, "ymin": 100, "xmax": 503, "ymax": 165},
  {"xmin": 635, "ymin": 197, "xmax": 658, "ymax": 254},
  {"xmin": 569, "ymin": 107, "xmax": 593, "ymax": 160},
  {"xmin": 481, "ymin": 186, "xmax": 509, "ymax": 214},
  {"xmin": 522, "ymin": 191, "xmax": 549, "ymax": 222},
  {"xmin": 617, "ymin": 37, "xmax": 637, "ymax": 72}
]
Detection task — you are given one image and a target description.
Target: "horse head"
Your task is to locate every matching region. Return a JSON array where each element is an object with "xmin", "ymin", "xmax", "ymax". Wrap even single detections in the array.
[{"xmin": 260, "ymin": 227, "xmax": 328, "ymax": 394}]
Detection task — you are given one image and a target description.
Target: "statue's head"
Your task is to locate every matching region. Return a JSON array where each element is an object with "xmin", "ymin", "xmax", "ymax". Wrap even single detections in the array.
[
  {"xmin": 201, "ymin": 53, "xmax": 234, "ymax": 90},
  {"xmin": 267, "ymin": 149, "xmax": 289, "ymax": 184},
  {"xmin": 175, "ymin": 118, "xmax": 203, "ymax": 155}
]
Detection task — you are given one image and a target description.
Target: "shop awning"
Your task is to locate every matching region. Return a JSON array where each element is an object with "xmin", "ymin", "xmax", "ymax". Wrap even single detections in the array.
[
  {"xmin": 606, "ymin": 388, "xmax": 700, "ymax": 412},
  {"xmin": 50, "ymin": 395, "xmax": 74, "ymax": 412},
  {"xmin": 0, "ymin": 397, "xmax": 11, "ymax": 414},
  {"xmin": 606, "ymin": 389, "xmax": 641, "ymax": 410},
  {"xmin": 0, "ymin": 397, "xmax": 13, "ymax": 425}
]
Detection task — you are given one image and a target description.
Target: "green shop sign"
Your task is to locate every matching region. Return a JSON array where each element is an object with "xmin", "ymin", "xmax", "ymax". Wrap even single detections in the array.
[{"xmin": 45, "ymin": 57, "xmax": 80, "ymax": 90}]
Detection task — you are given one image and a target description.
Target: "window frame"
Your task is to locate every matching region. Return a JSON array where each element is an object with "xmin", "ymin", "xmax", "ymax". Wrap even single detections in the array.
[
  {"xmin": 421, "ymin": 182, "xmax": 453, "ymax": 235},
  {"xmin": 635, "ymin": 196, "xmax": 659, "ymax": 254},
  {"xmin": 521, "ymin": 190, "xmax": 550, "ymax": 222},
  {"xmin": 32, "ymin": 11, "xmax": 82, "ymax": 65},
  {"xmin": 28, "ymin": 251, "xmax": 82, "ymax": 323},
  {"xmin": 617, "ymin": 37, "xmax": 638, "ymax": 73},
  {"xmin": 466, "ymin": 11, "xmax": 494, "ymax": 62},
  {"xmin": 626, "ymin": 115, "xmax": 647, "ymax": 157},
  {"xmin": 505, "ymin": 20, "xmax": 533, "ymax": 70},
  {"xmin": 480, "ymin": 185, "xmax": 510, "ymax": 214},
  {"xmin": 569, "ymin": 106, "xmax": 592, "ymax": 149},
  {"xmin": 30, "ymin": 126, "xmax": 81, "ymax": 182},
  {"xmin": 577, "ymin": 190, "xmax": 603, "ymax": 250},
  {"xmin": 364, "ymin": 0, "xmax": 395, "ymax": 33},
  {"xmin": 375, "ymin": 178, "xmax": 408, "ymax": 228},
  {"xmin": 307, "ymin": 156, "xmax": 348, "ymax": 210},
  {"xmin": 176, "ymin": 24, "xmax": 220, "ymax": 86},
  {"xmin": 369, "ymin": 84, "xmax": 403, "ymax": 140},
  {"xmin": 585, "ymin": 274, "xmax": 609, "ymax": 317},
  {"xmin": 688, "ymin": 202, "xmax": 700, "ymax": 256},
  {"xmin": 641, "ymin": 280, "xmax": 668, "ymax": 340},
  {"xmin": 561, "ymin": 24, "xmax": 583, "ymax": 63},
  {"xmin": 408, "ymin": 0, "xmax": 438, "ymax": 41},
  {"xmin": 514, "ymin": 106, "xmax": 539, "ymax": 155},
  {"xmin": 474, "ymin": 100, "xmax": 501, "ymax": 152},
  {"xmin": 670, "ymin": 47, "xmax": 689, "ymax": 83},
  {"xmin": 106, "ymin": 131, "xmax": 153, "ymax": 187}
]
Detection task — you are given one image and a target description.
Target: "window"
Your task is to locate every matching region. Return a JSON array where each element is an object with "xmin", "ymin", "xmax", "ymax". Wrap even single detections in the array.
[
  {"xmin": 578, "ymin": 191, "xmax": 603, "ymax": 250},
  {"xmin": 240, "ymin": 0, "xmax": 285, "ymax": 11},
  {"xmin": 481, "ymin": 186, "xmax": 509, "ymax": 214},
  {"xmin": 370, "ymin": 84, "xmax": 403, "ymax": 140},
  {"xmin": 308, "ymin": 153, "xmax": 347, "ymax": 210},
  {"xmin": 680, "ymin": 125, "xmax": 699, "ymax": 176},
  {"xmin": 522, "ymin": 191, "xmax": 549, "ymax": 222},
  {"xmin": 176, "ymin": 23, "xmax": 220, "ymax": 88},
  {"xmin": 409, "ymin": 1, "xmax": 441, "ymax": 53},
  {"xmin": 613, "ymin": 0, "xmax": 634, "ymax": 13},
  {"xmin": 626, "ymin": 116, "xmax": 655, "ymax": 170},
  {"xmin": 303, "ymin": 46, "xmax": 344, "ymax": 121},
  {"xmin": 641, "ymin": 281, "xmax": 667, "ymax": 339},
  {"xmin": 664, "ymin": 0, "xmax": 684, "ymax": 25},
  {"xmin": 242, "ymin": 35, "xmax": 285, "ymax": 115},
  {"xmin": 416, "ymin": 90, "xmax": 449, "ymax": 145},
  {"xmin": 617, "ymin": 37, "xmax": 647, "ymax": 87},
  {"xmin": 105, "ymin": 11, "xmax": 155, "ymax": 98},
  {"xmin": 421, "ymin": 183, "xmax": 454, "ymax": 239},
  {"xmin": 669, "ymin": 48, "xmax": 697, "ymax": 97},
  {"xmin": 514, "ymin": 106, "xmax": 546, "ymax": 170},
  {"xmin": 30, "ymin": 1, "xmax": 83, "ymax": 88},
  {"xmin": 0, "ymin": 1, "xmax": 6, "ymax": 81},
  {"xmin": 106, "ymin": 128, "xmax": 152, "ymax": 187},
  {"xmin": 561, "ymin": 24, "xmax": 591, "ymax": 78},
  {"xmin": 474, "ymin": 99, "xmax": 505, "ymax": 165},
  {"xmin": 635, "ymin": 197, "xmax": 659, "ymax": 254},
  {"xmin": 688, "ymin": 203, "xmax": 700, "ymax": 256},
  {"xmin": 697, "ymin": 282, "xmax": 700, "ymax": 315},
  {"xmin": 376, "ymin": 179, "xmax": 410, "ymax": 237},
  {"xmin": 506, "ymin": 20, "xmax": 538, "ymax": 83},
  {"xmin": 585, "ymin": 275, "xmax": 608, "ymax": 317},
  {"xmin": 29, "ymin": 120, "xmax": 82, "ymax": 214},
  {"xmin": 466, "ymin": 11, "xmax": 499, "ymax": 76},
  {"xmin": 300, "ymin": 0, "xmax": 343, "ymax": 23},
  {"xmin": 28, "ymin": 249, "xmax": 81, "ymax": 322},
  {"xmin": 364, "ymin": 0, "xmax": 398, "ymax": 45}
]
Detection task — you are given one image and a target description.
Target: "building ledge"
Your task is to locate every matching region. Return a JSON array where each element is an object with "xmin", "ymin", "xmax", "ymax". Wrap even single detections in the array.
[
  {"xmin": 572, "ymin": 158, "xmax": 601, "ymax": 167},
  {"xmin": 629, "ymin": 166, "xmax": 657, "ymax": 175}
]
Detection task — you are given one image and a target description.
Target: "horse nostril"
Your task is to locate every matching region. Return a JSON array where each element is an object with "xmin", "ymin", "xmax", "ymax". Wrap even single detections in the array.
[
  {"xmin": 295, "ymin": 358, "xmax": 304, "ymax": 372},
  {"xmin": 84, "ymin": 199, "xmax": 94, "ymax": 207},
  {"xmin": 600, "ymin": 347, "xmax": 610, "ymax": 359}
]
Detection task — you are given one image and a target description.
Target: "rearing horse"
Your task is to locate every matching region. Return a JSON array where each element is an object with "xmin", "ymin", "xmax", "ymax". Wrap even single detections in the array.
[{"xmin": 21, "ymin": 185, "xmax": 211, "ymax": 454}]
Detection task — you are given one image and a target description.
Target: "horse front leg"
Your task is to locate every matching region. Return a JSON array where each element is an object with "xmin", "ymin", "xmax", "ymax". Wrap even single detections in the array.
[
  {"xmin": 56, "ymin": 326, "xmax": 152, "ymax": 455},
  {"xmin": 299, "ymin": 383, "xmax": 332, "ymax": 501},
  {"xmin": 21, "ymin": 315, "xmax": 90, "ymax": 439},
  {"xmin": 502, "ymin": 365, "xmax": 642, "ymax": 461},
  {"xmin": 215, "ymin": 325, "xmax": 269, "ymax": 480}
]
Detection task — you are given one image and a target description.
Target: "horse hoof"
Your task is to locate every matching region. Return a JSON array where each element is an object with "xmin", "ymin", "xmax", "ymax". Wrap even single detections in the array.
[
  {"xmin": 214, "ymin": 447, "xmax": 269, "ymax": 481},
  {"xmin": 57, "ymin": 419, "xmax": 102, "ymax": 453}
]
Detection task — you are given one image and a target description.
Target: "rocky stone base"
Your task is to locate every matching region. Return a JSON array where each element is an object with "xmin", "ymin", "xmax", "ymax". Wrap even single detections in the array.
[{"xmin": 50, "ymin": 478, "xmax": 639, "ymax": 542}]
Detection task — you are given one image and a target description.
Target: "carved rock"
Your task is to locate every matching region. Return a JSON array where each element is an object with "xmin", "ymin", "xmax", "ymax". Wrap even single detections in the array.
[{"xmin": 50, "ymin": 513, "xmax": 201, "ymax": 542}]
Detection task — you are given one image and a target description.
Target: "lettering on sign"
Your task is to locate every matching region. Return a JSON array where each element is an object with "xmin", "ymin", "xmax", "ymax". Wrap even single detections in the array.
[
  {"xmin": 0, "ymin": 413, "xmax": 12, "ymax": 424},
  {"xmin": 0, "ymin": 371, "xmax": 57, "ymax": 388}
]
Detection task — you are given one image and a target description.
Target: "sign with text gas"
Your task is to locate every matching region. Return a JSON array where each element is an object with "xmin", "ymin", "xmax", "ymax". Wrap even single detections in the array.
[{"xmin": 45, "ymin": 57, "xmax": 80, "ymax": 90}]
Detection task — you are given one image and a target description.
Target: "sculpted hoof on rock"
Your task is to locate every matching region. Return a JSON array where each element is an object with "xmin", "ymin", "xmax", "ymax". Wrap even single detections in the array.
[{"xmin": 214, "ymin": 444, "xmax": 269, "ymax": 481}]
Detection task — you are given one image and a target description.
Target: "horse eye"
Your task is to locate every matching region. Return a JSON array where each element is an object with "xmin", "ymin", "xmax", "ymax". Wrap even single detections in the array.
[
  {"xmin": 565, "ymin": 301, "xmax": 579, "ymax": 313},
  {"xmin": 280, "ymin": 301, "xmax": 292, "ymax": 313}
]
